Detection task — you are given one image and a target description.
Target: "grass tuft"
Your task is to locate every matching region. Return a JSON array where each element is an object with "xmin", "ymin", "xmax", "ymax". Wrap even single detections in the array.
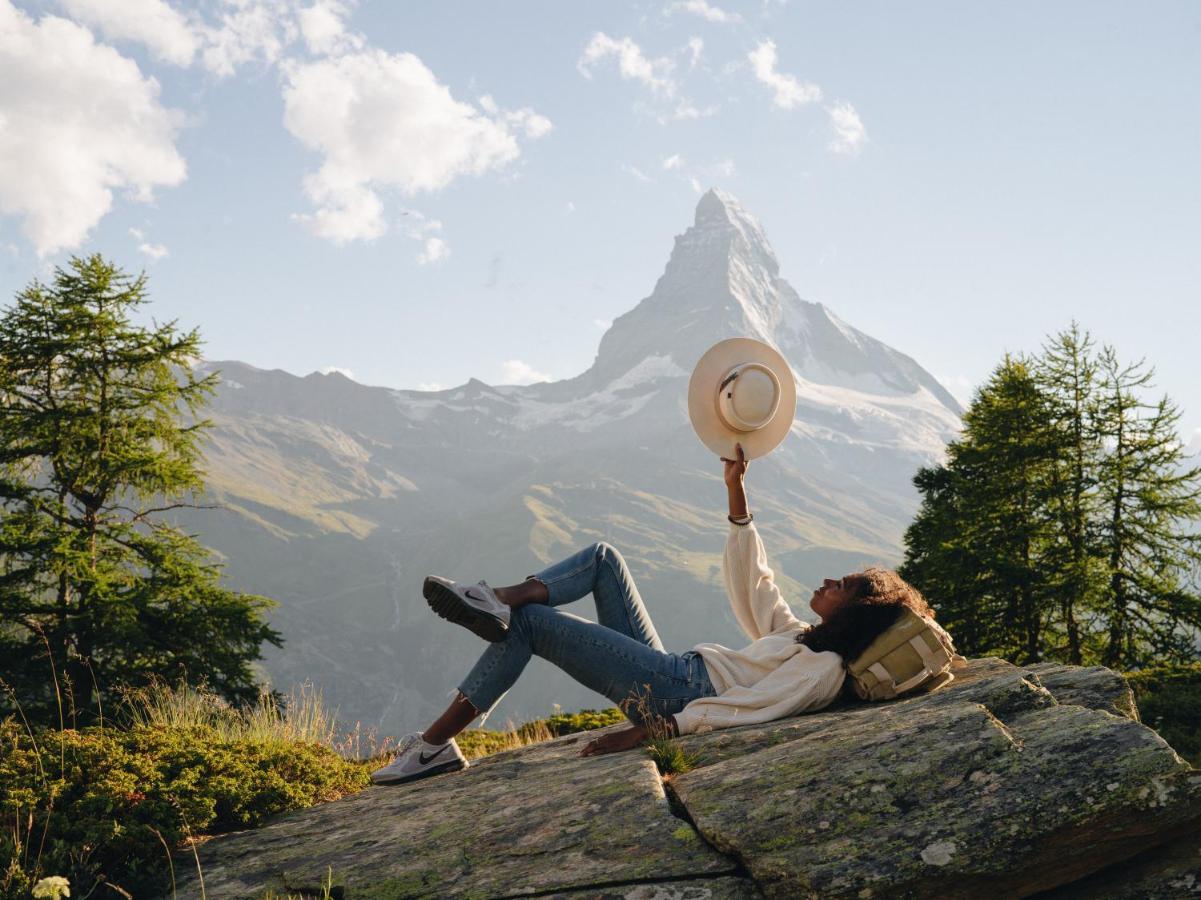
[{"xmin": 618, "ymin": 684, "xmax": 700, "ymax": 777}]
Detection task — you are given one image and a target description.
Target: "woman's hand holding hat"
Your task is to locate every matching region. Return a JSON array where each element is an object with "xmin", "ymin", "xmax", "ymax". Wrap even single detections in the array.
[
  {"xmin": 721, "ymin": 441, "xmax": 751, "ymax": 522},
  {"xmin": 721, "ymin": 441, "xmax": 748, "ymax": 486}
]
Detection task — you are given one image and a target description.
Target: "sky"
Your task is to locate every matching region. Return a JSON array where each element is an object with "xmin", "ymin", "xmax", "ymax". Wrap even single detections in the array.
[{"xmin": 1, "ymin": 0, "xmax": 1199, "ymax": 449}]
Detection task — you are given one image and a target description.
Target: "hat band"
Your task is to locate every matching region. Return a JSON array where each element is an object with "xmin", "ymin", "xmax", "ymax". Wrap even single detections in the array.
[{"xmin": 716, "ymin": 363, "xmax": 781, "ymax": 432}]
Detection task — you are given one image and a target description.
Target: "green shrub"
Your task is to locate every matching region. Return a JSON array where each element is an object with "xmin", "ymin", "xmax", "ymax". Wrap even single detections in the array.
[
  {"xmin": 543, "ymin": 707, "xmax": 626, "ymax": 736},
  {"xmin": 0, "ymin": 699, "xmax": 628, "ymax": 896},
  {"xmin": 1124, "ymin": 662, "xmax": 1201, "ymax": 766},
  {"xmin": 0, "ymin": 718, "xmax": 369, "ymax": 899}
]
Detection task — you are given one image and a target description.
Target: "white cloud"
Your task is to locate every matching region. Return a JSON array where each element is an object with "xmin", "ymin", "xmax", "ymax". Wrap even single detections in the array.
[
  {"xmin": 827, "ymin": 100, "xmax": 867, "ymax": 155},
  {"xmin": 416, "ymin": 236, "xmax": 449, "ymax": 265},
  {"xmin": 501, "ymin": 359, "xmax": 550, "ymax": 385},
  {"xmin": 59, "ymin": 0, "xmax": 344, "ymax": 76},
  {"xmin": 58, "ymin": 0, "xmax": 302, "ymax": 75},
  {"xmin": 200, "ymin": 0, "xmax": 298, "ymax": 77},
  {"xmin": 748, "ymin": 39, "xmax": 822, "ymax": 109},
  {"xmin": 593, "ymin": 318, "xmax": 611, "ymax": 330},
  {"xmin": 138, "ymin": 241, "xmax": 169, "ymax": 259},
  {"xmin": 578, "ymin": 32, "xmax": 676, "ymax": 97},
  {"xmin": 564, "ymin": 201, "xmax": 575, "ymax": 214},
  {"xmin": 59, "ymin": 0, "xmax": 198, "ymax": 65},
  {"xmin": 659, "ymin": 154, "xmax": 736, "ymax": 191},
  {"xmin": 130, "ymin": 226, "xmax": 168, "ymax": 258},
  {"xmin": 282, "ymin": 48, "xmax": 549, "ymax": 244},
  {"xmin": 620, "ymin": 163, "xmax": 654, "ymax": 183},
  {"xmin": 400, "ymin": 208, "xmax": 449, "ymax": 264},
  {"xmin": 517, "ymin": 109, "xmax": 554, "ymax": 139},
  {"xmin": 479, "ymin": 93, "xmax": 553, "ymax": 139},
  {"xmin": 320, "ymin": 365, "xmax": 356, "ymax": 380},
  {"xmin": 667, "ymin": 0, "xmax": 742, "ymax": 24},
  {"xmin": 291, "ymin": 177, "xmax": 385, "ymax": 242},
  {"xmin": 0, "ymin": 1, "xmax": 187, "ymax": 256},
  {"xmin": 416, "ymin": 381, "xmax": 444, "ymax": 392},
  {"xmin": 652, "ymin": 99, "xmax": 717, "ymax": 123},
  {"xmin": 297, "ymin": 0, "xmax": 361, "ymax": 55},
  {"xmin": 578, "ymin": 33, "xmax": 713, "ymax": 123}
]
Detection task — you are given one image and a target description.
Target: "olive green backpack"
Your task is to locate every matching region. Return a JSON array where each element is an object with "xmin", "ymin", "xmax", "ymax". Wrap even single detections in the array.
[{"xmin": 846, "ymin": 608, "xmax": 967, "ymax": 701}]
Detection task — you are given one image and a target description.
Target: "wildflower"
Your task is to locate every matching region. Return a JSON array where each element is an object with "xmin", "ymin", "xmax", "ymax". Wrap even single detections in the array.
[{"xmin": 32, "ymin": 876, "xmax": 71, "ymax": 899}]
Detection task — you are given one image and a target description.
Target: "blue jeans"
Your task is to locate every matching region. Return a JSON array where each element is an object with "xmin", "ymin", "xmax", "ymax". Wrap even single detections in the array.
[{"xmin": 456, "ymin": 541, "xmax": 718, "ymax": 729}]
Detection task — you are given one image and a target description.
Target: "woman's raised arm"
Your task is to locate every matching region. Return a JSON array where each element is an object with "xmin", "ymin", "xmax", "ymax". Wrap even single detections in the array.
[{"xmin": 720, "ymin": 442, "xmax": 750, "ymax": 522}]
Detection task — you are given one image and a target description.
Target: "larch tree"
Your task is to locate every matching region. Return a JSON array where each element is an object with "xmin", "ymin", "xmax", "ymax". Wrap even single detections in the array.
[
  {"xmin": 0, "ymin": 255, "xmax": 282, "ymax": 723},
  {"xmin": 902, "ymin": 356, "xmax": 1060, "ymax": 662},
  {"xmin": 1092, "ymin": 346, "xmax": 1201, "ymax": 667},
  {"xmin": 1034, "ymin": 322, "xmax": 1104, "ymax": 664}
]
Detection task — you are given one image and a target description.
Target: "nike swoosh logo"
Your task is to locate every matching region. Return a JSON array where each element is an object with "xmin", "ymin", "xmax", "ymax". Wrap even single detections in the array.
[
  {"xmin": 419, "ymin": 744, "xmax": 450, "ymax": 765},
  {"xmin": 464, "ymin": 588, "xmax": 487, "ymax": 603}
]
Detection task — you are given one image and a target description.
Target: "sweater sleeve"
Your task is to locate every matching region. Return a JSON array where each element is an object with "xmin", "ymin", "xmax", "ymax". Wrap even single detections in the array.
[
  {"xmin": 672, "ymin": 649, "xmax": 844, "ymax": 735},
  {"xmin": 724, "ymin": 521, "xmax": 807, "ymax": 641}
]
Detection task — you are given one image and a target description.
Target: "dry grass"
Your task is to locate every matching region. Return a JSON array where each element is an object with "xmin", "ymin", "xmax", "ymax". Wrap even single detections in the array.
[
  {"xmin": 455, "ymin": 716, "xmax": 557, "ymax": 761},
  {"xmin": 120, "ymin": 679, "xmax": 341, "ymax": 749}
]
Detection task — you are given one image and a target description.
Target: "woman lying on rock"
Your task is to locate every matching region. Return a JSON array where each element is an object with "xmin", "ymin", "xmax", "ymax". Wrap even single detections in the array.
[{"xmin": 369, "ymin": 441, "xmax": 942, "ymax": 787}]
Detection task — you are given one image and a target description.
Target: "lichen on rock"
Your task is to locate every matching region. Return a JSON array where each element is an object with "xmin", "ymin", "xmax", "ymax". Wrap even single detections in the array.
[{"xmin": 166, "ymin": 658, "xmax": 1200, "ymax": 899}]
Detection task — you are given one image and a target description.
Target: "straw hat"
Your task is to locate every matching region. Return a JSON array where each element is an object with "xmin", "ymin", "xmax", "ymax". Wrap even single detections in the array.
[{"xmin": 687, "ymin": 337, "xmax": 797, "ymax": 460}]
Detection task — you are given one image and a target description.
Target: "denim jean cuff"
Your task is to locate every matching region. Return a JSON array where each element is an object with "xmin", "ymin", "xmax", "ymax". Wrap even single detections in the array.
[{"xmin": 524, "ymin": 572, "xmax": 566, "ymax": 607}]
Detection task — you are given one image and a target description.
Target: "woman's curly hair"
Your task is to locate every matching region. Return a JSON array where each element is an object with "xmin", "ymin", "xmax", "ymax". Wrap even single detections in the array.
[{"xmin": 794, "ymin": 567, "xmax": 935, "ymax": 664}]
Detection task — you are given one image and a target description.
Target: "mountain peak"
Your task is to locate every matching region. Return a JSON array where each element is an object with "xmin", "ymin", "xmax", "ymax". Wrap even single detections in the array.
[
  {"xmin": 695, "ymin": 187, "xmax": 751, "ymax": 227},
  {"xmin": 677, "ymin": 188, "xmax": 778, "ymax": 279},
  {"xmin": 570, "ymin": 190, "xmax": 961, "ymax": 415}
]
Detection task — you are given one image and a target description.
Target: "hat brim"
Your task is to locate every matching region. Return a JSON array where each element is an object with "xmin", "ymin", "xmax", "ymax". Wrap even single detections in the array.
[{"xmin": 688, "ymin": 337, "xmax": 797, "ymax": 461}]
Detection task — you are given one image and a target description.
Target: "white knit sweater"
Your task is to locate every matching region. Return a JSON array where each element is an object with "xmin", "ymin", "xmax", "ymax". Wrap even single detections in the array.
[{"xmin": 671, "ymin": 521, "xmax": 846, "ymax": 736}]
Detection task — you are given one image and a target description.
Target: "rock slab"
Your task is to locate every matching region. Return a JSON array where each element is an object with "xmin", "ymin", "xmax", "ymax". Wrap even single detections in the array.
[
  {"xmin": 169, "ymin": 658, "xmax": 1200, "ymax": 898},
  {"xmin": 169, "ymin": 741, "xmax": 734, "ymax": 898},
  {"xmin": 671, "ymin": 658, "xmax": 1200, "ymax": 899}
]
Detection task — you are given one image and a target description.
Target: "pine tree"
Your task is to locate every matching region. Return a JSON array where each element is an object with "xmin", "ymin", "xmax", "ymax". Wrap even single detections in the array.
[
  {"xmin": 1093, "ymin": 347, "xmax": 1201, "ymax": 667},
  {"xmin": 900, "ymin": 463, "xmax": 992, "ymax": 651},
  {"xmin": 902, "ymin": 356, "xmax": 1060, "ymax": 662},
  {"xmin": 0, "ymin": 255, "xmax": 282, "ymax": 722}
]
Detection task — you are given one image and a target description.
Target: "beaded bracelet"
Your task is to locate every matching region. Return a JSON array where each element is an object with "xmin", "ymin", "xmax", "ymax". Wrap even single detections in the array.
[{"xmin": 727, "ymin": 513, "xmax": 754, "ymax": 525}]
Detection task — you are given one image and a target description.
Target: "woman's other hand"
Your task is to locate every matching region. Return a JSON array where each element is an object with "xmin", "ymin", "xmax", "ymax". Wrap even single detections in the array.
[
  {"xmin": 580, "ymin": 724, "xmax": 648, "ymax": 756},
  {"xmin": 720, "ymin": 441, "xmax": 748, "ymax": 486}
]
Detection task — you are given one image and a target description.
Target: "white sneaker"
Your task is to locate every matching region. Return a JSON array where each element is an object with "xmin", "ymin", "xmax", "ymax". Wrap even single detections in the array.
[
  {"xmin": 370, "ymin": 732, "xmax": 469, "ymax": 786},
  {"xmin": 423, "ymin": 575, "xmax": 511, "ymax": 642}
]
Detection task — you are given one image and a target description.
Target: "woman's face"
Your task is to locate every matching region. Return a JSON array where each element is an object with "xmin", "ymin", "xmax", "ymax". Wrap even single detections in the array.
[{"xmin": 809, "ymin": 575, "xmax": 859, "ymax": 623}]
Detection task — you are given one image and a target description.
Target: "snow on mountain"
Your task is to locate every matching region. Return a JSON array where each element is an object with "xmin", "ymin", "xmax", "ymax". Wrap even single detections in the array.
[{"xmin": 383, "ymin": 187, "xmax": 960, "ymax": 458}]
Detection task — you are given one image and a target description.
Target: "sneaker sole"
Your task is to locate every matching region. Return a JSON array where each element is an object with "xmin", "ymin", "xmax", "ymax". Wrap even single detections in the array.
[
  {"xmin": 371, "ymin": 758, "xmax": 467, "ymax": 787},
  {"xmin": 423, "ymin": 577, "xmax": 509, "ymax": 642}
]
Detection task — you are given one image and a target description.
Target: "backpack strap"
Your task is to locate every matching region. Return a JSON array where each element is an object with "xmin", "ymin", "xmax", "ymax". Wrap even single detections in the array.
[
  {"xmin": 910, "ymin": 632, "xmax": 950, "ymax": 671},
  {"xmin": 868, "ymin": 662, "xmax": 892, "ymax": 686}
]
